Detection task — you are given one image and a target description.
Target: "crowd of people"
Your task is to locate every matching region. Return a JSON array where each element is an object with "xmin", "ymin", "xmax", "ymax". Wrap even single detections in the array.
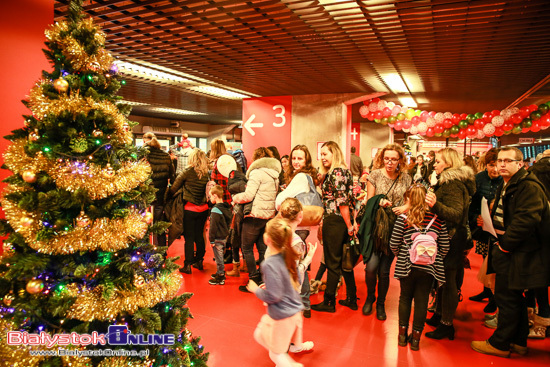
[{"xmin": 142, "ymin": 131, "xmax": 550, "ymax": 365}]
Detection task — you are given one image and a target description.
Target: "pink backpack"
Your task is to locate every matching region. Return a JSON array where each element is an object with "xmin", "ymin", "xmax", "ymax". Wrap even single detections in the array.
[{"xmin": 402, "ymin": 214, "xmax": 439, "ymax": 265}]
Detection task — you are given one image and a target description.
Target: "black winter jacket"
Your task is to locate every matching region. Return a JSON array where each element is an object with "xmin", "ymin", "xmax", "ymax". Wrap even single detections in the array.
[
  {"xmin": 431, "ymin": 166, "xmax": 476, "ymax": 269},
  {"xmin": 169, "ymin": 167, "xmax": 208, "ymax": 205},
  {"xmin": 529, "ymin": 157, "xmax": 550, "ymax": 201},
  {"xmin": 488, "ymin": 168, "xmax": 550, "ymax": 289},
  {"xmin": 209, "ymin": 203, "xmax": 233, "ymax": 243},
  {"xmin": 468, "ymin": 170, "xmax": 503, "ymax": 242},
  {"xmin": 146, "ymin": 146, "xmax": 176, "ymax": 206}
]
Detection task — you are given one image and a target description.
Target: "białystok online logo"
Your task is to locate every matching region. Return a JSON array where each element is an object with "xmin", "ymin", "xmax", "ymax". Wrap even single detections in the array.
[{"xmin": 8, "ymin": 325, "xmax": 175, "ymax": 347}]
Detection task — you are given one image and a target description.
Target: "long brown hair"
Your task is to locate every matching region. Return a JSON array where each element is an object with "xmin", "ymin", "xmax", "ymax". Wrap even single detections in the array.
[
  {"xmin": 210, "ymin": 139, "xmax": 227, "ymax": 161},
  {"xmin": 265, "ymin": 217, "xmax": 300, "ymax": 290},
  {"xmin": 284, "ymin": 145, "xmax": 318, "ymax": 185},
  {"xmin": 405, "ymin": 184, "xmax": 428, "ymax": 227},
  {"xmin": 252, "ymin": 146, "xmax": 273, "ymax": 161},
  {"xmin": 373, "ymin": 143, "xmax": 406, "ymax": 174}
]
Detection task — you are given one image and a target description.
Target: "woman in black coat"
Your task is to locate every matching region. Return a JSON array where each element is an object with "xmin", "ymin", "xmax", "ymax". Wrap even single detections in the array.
[
  {"xmin": 425, "ymin": 147, "xmax": 475, "ymax": 341},
  {"xmin": 143, "ymin": 133, "xmax": 176, "ymax": 247},
  {"xmin": 169, "ymin": 149, "xmax": 209, "ymax": 274}
]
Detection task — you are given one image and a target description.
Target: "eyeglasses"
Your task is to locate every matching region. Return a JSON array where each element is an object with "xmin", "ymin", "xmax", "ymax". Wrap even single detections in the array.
[
  {"xmin": 496, "ymin": 159, "xmax": 520, "ymax": 164},
  {"xmin": 383, "ymin": 157, "xmax": 399, "ymax": 163}
]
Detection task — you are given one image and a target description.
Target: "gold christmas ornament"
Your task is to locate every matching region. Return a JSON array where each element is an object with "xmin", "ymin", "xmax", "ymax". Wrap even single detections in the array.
[
  {"xmin": 2, "ymin": 293, "xmax": 14, "ymax": 306},
  {"xmin": 28, "ymin": 132, "xmax": 39, "ymax": 142},
  {"xmin": 2, "ymin": 242, "xmax": 16, "ymax": 258},
  {"xmin": 102, "ymin": 163, "xmax": 115, "ymax": 178},
  {"xmin": 26, "ymin": 279, "xmax": 44, "ymax": 294},
  {"xmin": 75, "ymin": 211, "xmax": 91, "ymax": 227},
  {"xmin": 21, "ymin": 170, "xmax": 37, "ymax": 183},
  {"xmin": 92, "ymin": 129, "xmax": 104, "ymax": 137},
  {"xmin": 144, "ymin": 212, "xmax": 154, "ymax": 225},
  {"xmin": 134, "ymin": 274, "xmax": 145, "ymax": 288},
  {"xmin": 53, "ymin": 78, "xmax": 69, "ymax": 93},
  {"xmin": 20, "ymin": 216, "xmax": 34, "ymax": 228}
]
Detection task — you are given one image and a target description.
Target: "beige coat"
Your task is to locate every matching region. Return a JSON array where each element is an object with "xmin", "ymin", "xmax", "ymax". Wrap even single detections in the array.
[{"xmin": 233, "ymin": 157, "xmax": 281, "ymax": 219}]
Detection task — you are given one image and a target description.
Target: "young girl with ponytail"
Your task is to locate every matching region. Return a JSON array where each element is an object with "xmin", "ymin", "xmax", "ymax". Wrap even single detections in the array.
[
  {"xmin": 247, "ymin": 217, "xmax": 314, "ymax": 367},
  {"xmin": 390, "ymin": 184, "xmax": 450, "ymax": 351}
]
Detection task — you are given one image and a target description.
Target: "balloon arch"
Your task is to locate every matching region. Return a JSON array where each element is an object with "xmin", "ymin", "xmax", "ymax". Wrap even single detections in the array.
[{"xmin": 359, "ymin": 98, "xmax": 550, "ymax": 139}]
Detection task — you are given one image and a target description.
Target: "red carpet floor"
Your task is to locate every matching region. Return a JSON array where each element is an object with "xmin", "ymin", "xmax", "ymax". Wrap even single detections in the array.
[{"xmin": 167, "ymin": 229, "xmax": 550, "ymax": 367}]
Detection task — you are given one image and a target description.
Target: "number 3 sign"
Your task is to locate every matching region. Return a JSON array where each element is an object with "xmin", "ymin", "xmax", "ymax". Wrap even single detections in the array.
[{"xmin": 242, "ymin": 96, "xmax": 292, "ymax": 162}]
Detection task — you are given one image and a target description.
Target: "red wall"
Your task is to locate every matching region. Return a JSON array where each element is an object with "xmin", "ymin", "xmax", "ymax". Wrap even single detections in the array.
[{"xmin": 0, "ymin": 0, "xmax": 53, "ymax": 230}]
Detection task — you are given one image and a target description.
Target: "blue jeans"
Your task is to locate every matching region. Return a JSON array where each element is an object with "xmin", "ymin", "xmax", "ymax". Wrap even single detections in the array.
[
  {"xmin": 212, "ymin": 240, "xmax": 227, "ymax": 275},
  {"xmin": 241, "ymin": 217, "xmax": 268, "ymax": 281}
]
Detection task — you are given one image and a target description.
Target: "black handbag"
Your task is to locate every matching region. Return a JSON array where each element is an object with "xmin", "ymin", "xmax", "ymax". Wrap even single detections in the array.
[{"xmin": 342, "ymin": 234, "xmax": 361, "ymax": 272}]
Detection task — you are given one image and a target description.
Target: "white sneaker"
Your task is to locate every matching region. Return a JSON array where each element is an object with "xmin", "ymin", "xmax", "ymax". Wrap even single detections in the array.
[{"xmin": 289, "ymin": 341, "xmax": 314, "ymax": 353}]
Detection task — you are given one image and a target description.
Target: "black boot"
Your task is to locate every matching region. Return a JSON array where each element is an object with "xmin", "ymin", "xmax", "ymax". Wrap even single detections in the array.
[
  {"xmin": 424, "ymin": 324, "xmax": 455, "ymax": 340},
  {"xmin": 410, "ymin": 330, "xmax": 422, "ymax": 351},
  {"xmin": 469, "ymin": 287, "xmax": 492, "ymax": 302},
  {"xmin": 192, "ymin": 260, "xmax": 204, "ymax": 271},
  {"xmin": 483, "ymin": 296, "xmax": 497, "ymax": 313},
  {"xmin": 425, "ymin": 312, "xmax": 441, "ymax": 327},
  {"xmin": 376, "ymin": 304, "xmax": 387, "ymax": 320},
  {"xmin": 338, "ymin": 296, "xmax": 358, "ymax": 311},
  {"xmin": 179, "ymin": 264, "xmax": 192, "ymax": 274},
  {"xmin": 312, "ymin": 295, "xmax": 336, "ymax": 313},
  {"xmin": 398, "ymin": 325, "xmax": 409, "ymax": 347},
  {"xmin": 362, "ymin": 296, "xmax": 376, "ymax": 316}
]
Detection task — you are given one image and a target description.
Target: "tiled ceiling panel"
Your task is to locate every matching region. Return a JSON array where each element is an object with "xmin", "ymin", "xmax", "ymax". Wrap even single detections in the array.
[{"xmin": 54, "ymin": 0, "xmax": 550, "ymax": 125}]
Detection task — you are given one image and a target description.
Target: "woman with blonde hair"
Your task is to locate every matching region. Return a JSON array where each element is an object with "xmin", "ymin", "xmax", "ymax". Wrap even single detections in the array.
[
  {"xmin": 424, "ymin": 147, "xmax": 475, "ymax": 340},
  {"xmin": 169, "ymin": 148, "xmax": 210, "ymax": 274},
  {"xmin": 143, "ymin": 132, "xmax": 175, "ymax": 247},
  {"xmin": 311, "ymin": 141, "xmax": 357, "ymax": 313},
  {"xmin": 361, "ymin": 143, "xmax": 412, "ymax": 319},
  {"xmin": 210, "ymin": 138, "xmax": 234, "ymax": 204}
]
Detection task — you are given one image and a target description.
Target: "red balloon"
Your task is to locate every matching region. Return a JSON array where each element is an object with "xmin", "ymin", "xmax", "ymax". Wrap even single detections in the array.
[
  {"xmin": 420, "ymin": 111, "xmax": 429, "ymax": 122},
  {"xmin": 466, "ymin": 125, "xmax": 477, "ymax": 136},
  {"xmin": 529, "ymin": 104, "xmax": 539, "ymax": 113},
  {"xmin": 443, "ymin": 118, "xmax": 453, "ymax": 129},
  {"xmin": 363, "ymin": 99, "xmax": 371, "ymax": 105},
  {"xmin": 531, "ymin": 122, "xmax": 541, "ymax": 132},
  {"xmin": 367, "ymin": 112, "xmax": 375, "ymax": 121},
  {"xmin": 494, "ymin": 127, "xmax": 504, "ymax": 137},
  {"xmin": 374, "ymin": 110, "xmax": 383, "ymax": 119},
  {"xmin": 402, "ymin": 120, "xmax": 412, "ymax": 129},
  {"xmin": 482, "ymin": 112, "xmax": 492, "ymax": 123},
  {"xmin": 522, "ymin": 127, "xmax": 530, "ymax": 133},
  {"xmin": 460, "ymin": 113, "xmax": 468, "ymax": 120},
  {"xmin": 474, "ymin": 119, "xmax": 485, "ymax": 130},
  {"xmin": 503, "ymin": 122, "xmax": 514, "ymax": 131},
  {"xmin": 520, "ymin": 106, "xmax": 531, "ymax": 118},
  {"xmin": 429, "ymin": 111, "xmax": 437, "ymax": 118},
  {"xmin": 372, "ymin": 97, "xmax": 380, "ymax": 103},
  {"xmin": 451, "ymin": 113, "xmax": 461, "ymax": 124},
  {"xmin": 426, "ymin": 127, "xmax": 435, "ymax": 137},
  {"xmin": 541, "ymin": 117, "xmax": 550, "ymax": 128},
  {"xmin": 394, "ymin": 120, "xmax": 403, "ymax": 131},
  {"xmin": 411, "ymin": 116, "xmax": 420, "ymax": 125},
  {"xmin": 434, "ymin": 124, "xmax": 444, "ymax": 134},
  {"xmin": 491, "ymin": 110, "xmax": 500, "ymax": 116},
  {"xmin": 450, "ymin": 133, "xmax": 458, "ymax": 138},
  {"xmin": 382, "ymin": 107, "xmax": 391, "ymax": 117},
  {"xmin": 510, "ymin": 113, "xmax": 522, "ymax": 125},
  {"xmin": 458, "ymin": 129, "xmax": 467, "ymax": 139}
]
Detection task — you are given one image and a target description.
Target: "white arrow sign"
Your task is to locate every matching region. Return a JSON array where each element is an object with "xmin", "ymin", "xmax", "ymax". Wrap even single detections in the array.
[{"xmin": 243, "ymin": 114, "xmax": 263, "ymax": 136}]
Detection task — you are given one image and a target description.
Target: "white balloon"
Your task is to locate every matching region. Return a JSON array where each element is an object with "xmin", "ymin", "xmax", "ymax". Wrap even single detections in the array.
[
  {"xmin": 476, "ymin": 130, "xmax": 486, "ymax": 139},
  {"xmin": 434, "ymin": 112, "xmax": 445, "ymax": 123},
  {"xmin": 359, "ymin": 105, "xmax": 369, "ymax": 117},
  {"xmin": 386, "ymin": 101, "xmax": 395, "ymax": 109},
  {"xmin": 444, "ymin": 112, "xmax": 453, "ymax": 119},
  {"xmin": 426, "ymin": 117, "xmax": 436, "ymax": 127},
  {"xmin": 217, "ymin": 154, "xmax": 237, "ymax": 178},
  {"xmin": 491, "ymin": 116, "xmax": 504, "ymax": 127},
  {"xmin": 417, "ymin": 122, "xmax": 428, "ymax": 133},
  {"xmin": 483, "ymin": 123, "xmax": 496, "ymax": 135},
  {"xmin": 368, "ymin": 102, "xmax": 379, "ymax": 112},
  {"xmin": 377, "ymin": 100, "xmax": 387, "ymax": 110},
  {"xmin": 410, "ymin": 126, "xmax": 419, "ymax": 135}
]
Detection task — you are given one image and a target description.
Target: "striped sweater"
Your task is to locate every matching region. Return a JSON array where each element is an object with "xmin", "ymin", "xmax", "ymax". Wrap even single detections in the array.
[{"xmin": 390, "ymin": 212, "xmax": 450, "ymax": 284}]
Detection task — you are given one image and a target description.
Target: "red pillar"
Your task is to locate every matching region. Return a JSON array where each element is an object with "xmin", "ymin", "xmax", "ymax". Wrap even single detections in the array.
[{"xmin": 0, "ymin": 0, "xmax": 53, "ymax": 232}]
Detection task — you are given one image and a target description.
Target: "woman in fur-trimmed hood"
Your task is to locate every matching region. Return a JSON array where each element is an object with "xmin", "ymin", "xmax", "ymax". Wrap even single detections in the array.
[
  {"xmin": 233, "ymin": 147, "xmax": 282, "ymax": 291},
  {"xmin": 424, "ymin": 147, "xmax": 476, "ymax": 341}
]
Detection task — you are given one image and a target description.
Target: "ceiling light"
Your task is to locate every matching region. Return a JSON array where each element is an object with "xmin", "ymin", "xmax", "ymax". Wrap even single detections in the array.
[
  {"xmin": 383, "ymin": 74, "xmax": 409, "ymax": 94},
  {"xmin": 148, "ymin": 107, "xmax": 206, "ymax": 116},
  {"xmin": 189, "ymin": 86, "xmax": 252, "ymax": 99},
  {"xmin": 399, "ymin": 97, "xmax": 417, "ymax": 108},
  {"xmin": 115, "ymin": 61, "xmax": 196, "ymax": 85}
]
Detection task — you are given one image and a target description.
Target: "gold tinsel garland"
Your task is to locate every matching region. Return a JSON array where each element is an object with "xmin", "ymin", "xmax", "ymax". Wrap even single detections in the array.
[
  {"xmin": 65, "ymin": 271, "xmax": 182, "ymax": 322},
  {"xmin": 4, "ymin": 140, "xmax": 151, "ymax": 200},
  {"xmin": 28, "ymin": 84, "xmax": 133, "ymax": 145},
  {"xmin": 1, "ymin": 194, "xmax": 148, "ymax": 255},
  {"xmin": 44, "ymin": 19, "xmax": 114, "ymax": 73}
]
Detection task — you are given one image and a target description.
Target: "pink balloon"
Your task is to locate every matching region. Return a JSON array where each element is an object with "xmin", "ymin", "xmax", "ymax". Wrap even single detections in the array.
[
  {"xmin": 382, "ymin": 107, "xmax": 392, "ymax": 117},
  {"xmin": 428, "ymin": 111, "xmax": 437, "ymax": 118},
  {"xmin": 411, "ymin": 116, "xmax": 420, "ymax": 125},
  {"xmin": 394, "ymin": 121, "xmax": 403, "ymax": 131},
  {"xmin": 392, "ymin": 106, "xmax": 401, "ymax": 116},
  {"xmin": 420, "ymin": 111, "xmax": 429, "ymax": 122},
  {"xmin": 402, "ymin": 120, "xmax": 412, "ymax": 129}
]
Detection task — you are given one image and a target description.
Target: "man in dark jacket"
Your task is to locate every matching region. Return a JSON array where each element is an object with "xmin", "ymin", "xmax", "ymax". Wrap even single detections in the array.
[
  {"xmin": 472, "ymin": 147, "xmax": 550, "ymax": 358},
  {"xmin": 529, "ymin": 149, "xmax": 550, "ymax": 201}
]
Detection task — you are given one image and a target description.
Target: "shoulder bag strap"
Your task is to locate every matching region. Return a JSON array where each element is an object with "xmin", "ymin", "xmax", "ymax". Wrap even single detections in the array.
[{"xmin": 384, "ymin": 174, "xmax": 400, "ymax": 198}]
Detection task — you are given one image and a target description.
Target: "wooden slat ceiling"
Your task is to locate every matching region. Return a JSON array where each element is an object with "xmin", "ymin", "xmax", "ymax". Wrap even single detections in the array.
[{"xmin": 54, "ymin": 0, "xmax": 550, "ymax": 126}]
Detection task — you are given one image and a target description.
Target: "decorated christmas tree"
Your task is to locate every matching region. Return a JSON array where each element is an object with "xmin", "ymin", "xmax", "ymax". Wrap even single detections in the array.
[{"xmin": 0, "ymin": 1, "xmax": 208, "ymax": 366}]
